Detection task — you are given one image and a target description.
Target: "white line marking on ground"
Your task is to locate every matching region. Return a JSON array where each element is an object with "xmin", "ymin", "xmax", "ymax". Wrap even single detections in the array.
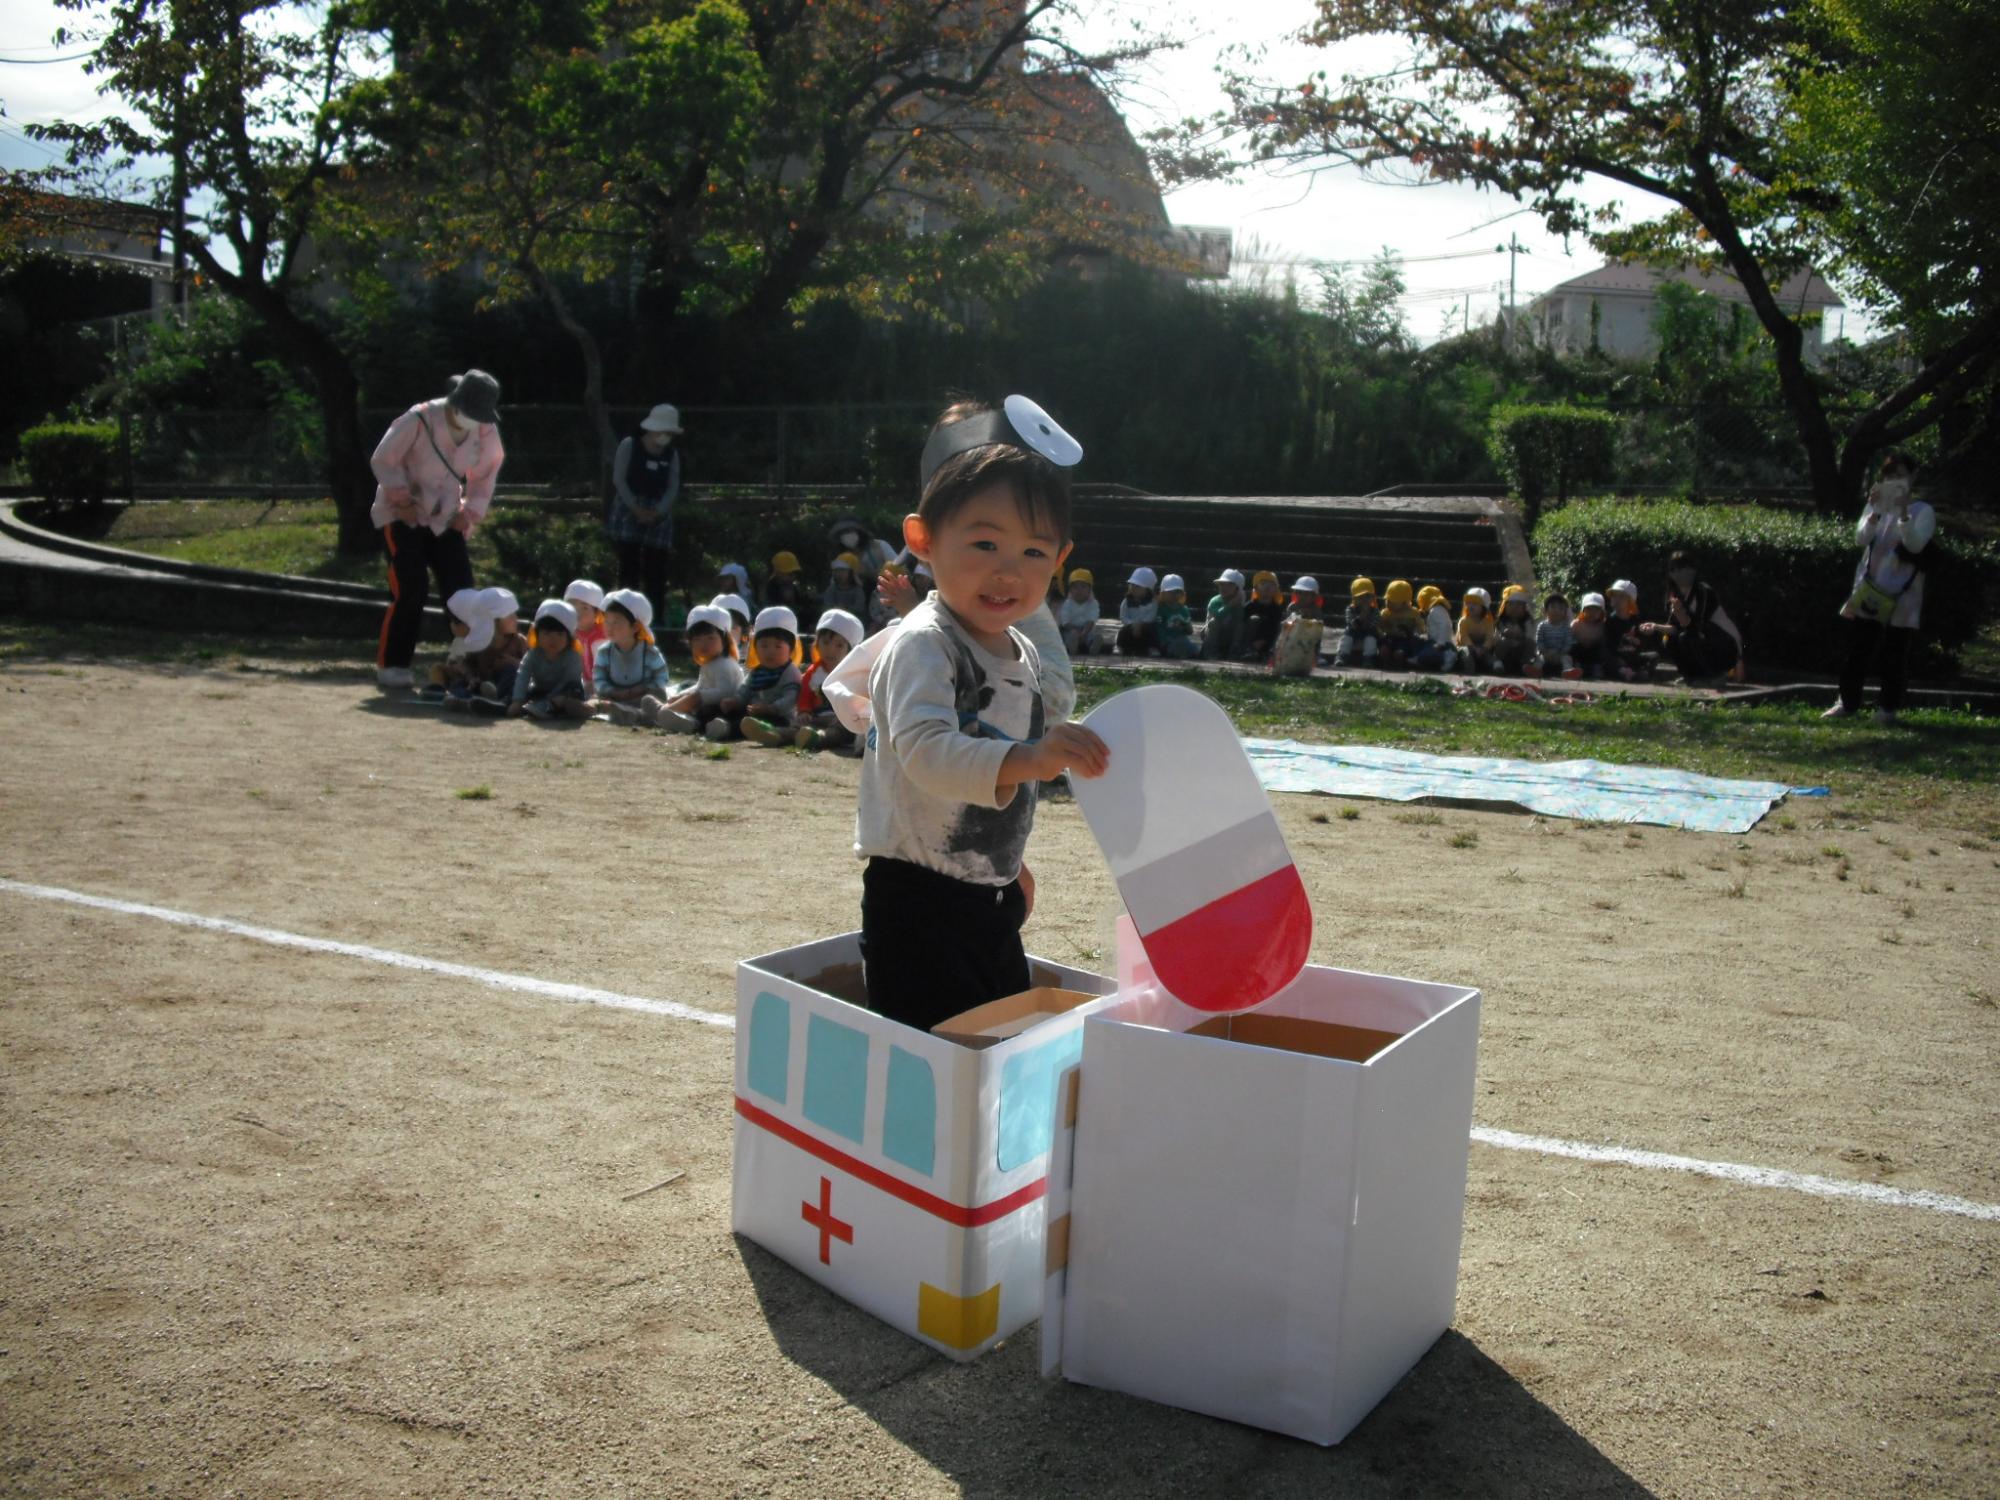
[
  {"xmin": 1471, "ymin": 1127, "xmax": 2000, "ymax": 1224},
  {"xmin": 0, "ymin": 877, "xmax": 731, "ymax": 1029},
  {"xmin": 7, "ymin": 877, "xmax": 1996, "ymax": 1222}
]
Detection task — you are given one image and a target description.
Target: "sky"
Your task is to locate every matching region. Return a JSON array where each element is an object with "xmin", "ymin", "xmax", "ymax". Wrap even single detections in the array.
[{"xmin": 0, "ymin": 0, "xmax": 1864, "ymax": 343}]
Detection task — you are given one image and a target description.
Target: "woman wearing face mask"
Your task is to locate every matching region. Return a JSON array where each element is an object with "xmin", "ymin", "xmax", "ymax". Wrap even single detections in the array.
[
  {"xmin": 1824, "ymin": 451, "xmax": 1934, "ymax": 726},
  {"xmin": 606, "ymin": 403, "xmax": 685, "ymax": 626},
  {"xmin": 369, "ymin": 369, "xmax": 506, "ymax": 690}
]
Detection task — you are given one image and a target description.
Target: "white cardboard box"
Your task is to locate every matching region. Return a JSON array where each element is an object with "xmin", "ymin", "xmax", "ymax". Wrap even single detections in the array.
[
  {"xmin": 1041, "ymin": 921, "xmax": 1481, "ymax": 1444},
  {"xmin": 732, "ymin": 932, "xmax": 1114, "ymax": 1360}
]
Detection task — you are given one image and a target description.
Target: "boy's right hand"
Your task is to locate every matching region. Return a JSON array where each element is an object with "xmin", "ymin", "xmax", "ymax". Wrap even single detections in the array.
[{"xmin": 1034, "ymin": 723, "xmax": 1110, "ymax": 780}]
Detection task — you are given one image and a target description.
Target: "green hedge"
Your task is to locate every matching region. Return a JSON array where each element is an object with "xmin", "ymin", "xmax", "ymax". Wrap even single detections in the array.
[
  {"xmin": 1533, "ymin": 499, "xmax": 2000, "ymax": 672},
  {"xmin": 1488, "ymin": 404, "xmax": 1617, "ymax": 527},
  {"xmin": 20, "ymin": 421, "xmax": 120, "ymax": 505}
]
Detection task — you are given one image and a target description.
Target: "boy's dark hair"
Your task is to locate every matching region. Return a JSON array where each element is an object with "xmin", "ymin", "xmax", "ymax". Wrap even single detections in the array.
[
  {"xmin": 1544, "ymin": 592, "xmax": 1569, "ymax": 609},
  {"xmin": 1667, "ymin": 550, "xmax": 1696, "ymax": 574},
  {"xmin": 605, "ymin": 600, "xmax": 638, "ymax": 626},
  {"xmin": 753, "ymin": 627, "xmax": 795, "ymax": 645},
  {"xmin": 917, "ymin": 400, "xmax": 1072, "ymax": 542}
]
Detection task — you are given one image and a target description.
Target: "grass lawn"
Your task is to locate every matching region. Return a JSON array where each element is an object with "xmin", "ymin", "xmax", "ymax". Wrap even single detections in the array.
[
  {"xmin": 61, "ymin": 499, "xmax": 500, "ymax": 588},
  {"xmin": 5, "ymin": 619, "xmax": 1996, "ymax": 838}
]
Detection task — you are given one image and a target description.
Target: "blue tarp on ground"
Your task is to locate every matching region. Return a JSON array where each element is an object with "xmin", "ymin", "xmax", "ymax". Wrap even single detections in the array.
[{"xmin": 1242, "ymin": 740, "xmax": 1825, "ymax": 834}]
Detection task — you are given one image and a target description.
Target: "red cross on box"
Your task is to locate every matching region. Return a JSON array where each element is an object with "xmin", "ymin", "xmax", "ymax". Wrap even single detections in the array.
[{"xmin": 801, "ymin": 1175, "xmax": 854, "ymax": 1265}]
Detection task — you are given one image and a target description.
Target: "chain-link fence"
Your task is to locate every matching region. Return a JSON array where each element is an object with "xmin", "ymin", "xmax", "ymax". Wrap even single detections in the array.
[{"xmin": 1598, "ymin": 402, "xmax": 1864, "ymax": 500}]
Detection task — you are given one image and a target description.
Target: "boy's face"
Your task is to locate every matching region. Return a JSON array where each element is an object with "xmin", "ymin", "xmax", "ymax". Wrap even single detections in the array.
[
  {"xmin": 604, "ymin": 611, "xmax": 637, "ymax": 650},
  {"xmin": 903, "ymin": 483, "xmax": 1070, "ymax": 649},
  {"xmin": 816, "ymin": 629, "xmax": 852, "ymax": 669},
  {"xmin": 1126, "ymin": 583, "xmax": 1147, "ymax": 600},
  {"xmin": 1069, "ymin": 581, "xmax": 1092, "ymax": 601},
  {"xmin": 568, "ymin": 601, "xmax": 599, "ymax": 630},
  {"xmin": 1160, "ymin": 589, "xmax": 1184, "ymax": 606},
  {"xmin": 1255, "ymin": 579, "xmax": 1278, "ymax": 601},
  {"xmin": 1581, "ymin": 605, "xmax": 1604, "ymax": 623},
  {"xmin": 834, "ymin": 565, "xmax": 854, "ymax": 583},
  {"xmin": 753, "ymin": 632, "xmax": 793, "ymax": 669},
  {"xmin": 448, "ymin": 616, "xmax": 470, "ymax": 639},
  {"xmin": 496, "ymin": 614, "xmax": 520, "ymax": 636},
  {"xmin": 538, "ymin": 624, "xmax": 570, "ymax": 658},
  {"xmin": 688, "ymin": 625, "xmax": 723, "ymax": 664},
  {"xmin": 1545, "ymin": 601, "xmax": 1570, "ymax": 624},
  {"xmin": 1219, "ymin": 582, "xmax": 1241, "ymax": 604}
]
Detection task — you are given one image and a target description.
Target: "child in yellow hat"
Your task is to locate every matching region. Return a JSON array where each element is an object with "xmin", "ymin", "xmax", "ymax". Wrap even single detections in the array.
[
  {"xmin": 1492, "ymin": 584, "xmax": 1537, "ymax": 675},
  {"xmin": 1242, "ymin": 570, "xmax": 1285, "ymax": 662},
  {"xmin": 1378, "ymin": 579, "xmax": 1422, "ymax": 668},
  {"xmin": 1454, "ymin": 588, "xmax": 1496, "ymax": 673},
  {"xmin": 1336, "ymin": 576, "xmax": 1380, "ymax": 666},
  {"xmin": 1057, "ymin": 566, "xmax": 1102, "ymax": 655}
]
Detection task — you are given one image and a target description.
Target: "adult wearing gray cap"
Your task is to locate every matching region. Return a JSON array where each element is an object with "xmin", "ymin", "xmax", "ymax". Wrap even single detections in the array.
[
  {"xmin": 369, "ymin": 369, "xmax": 506, "ymax": 689},
  {"xmin": 607, "ymin": 402, "xmax": 684, "ymax": 625}
]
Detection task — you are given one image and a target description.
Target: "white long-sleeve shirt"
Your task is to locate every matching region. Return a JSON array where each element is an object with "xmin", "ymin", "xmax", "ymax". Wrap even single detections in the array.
[
  {"xmin": 369, "ymin": 399, "xmax": 505, "ymax": 535},
  {"xmin": 854, "ymin": 596, "xmax": 1044, "ymax": 886},
  {"xmin": 1847, "ymin": 484, "xmax": 1935, "ymax": 630}
]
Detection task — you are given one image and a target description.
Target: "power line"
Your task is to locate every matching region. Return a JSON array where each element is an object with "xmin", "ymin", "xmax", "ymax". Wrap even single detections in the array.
[{"xmin": 0, "ymin": 49, "xmax": 99, "ymax": 65}]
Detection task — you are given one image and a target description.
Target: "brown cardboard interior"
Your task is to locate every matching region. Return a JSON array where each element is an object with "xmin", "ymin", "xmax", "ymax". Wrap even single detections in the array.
[
  {"xmin": 798, "ymin": 960, "xmax": 869, "ymax": 1007},
  {"xmin": 1189, "ymin": 1012, "xmax": 1404, "ymax": 1064},
  {"xmin": 932, "ymin": 987, "xmax": 1101, "ymax": 1050}
]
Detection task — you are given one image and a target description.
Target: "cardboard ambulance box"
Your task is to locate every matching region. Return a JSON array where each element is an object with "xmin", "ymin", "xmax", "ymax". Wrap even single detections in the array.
[
  {"xmin": 1040, "ymin": 920, "xmax": 1481, "ymax": 1446},
  {"xmin": 732, "ymin": 932, "xmax": 1114, "ymax": 1361}
]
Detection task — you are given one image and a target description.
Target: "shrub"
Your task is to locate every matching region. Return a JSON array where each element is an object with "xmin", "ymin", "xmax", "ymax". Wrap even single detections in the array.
[
  {"xmin": 1487, "ymin": 404, "xmax": 1617, "ymax": 526},
  {"xmin": 1533, "ymin": 498, "xmax": 2000, "ymax": 672},
  {"xmin": 482, "ymin": 511, "xmax": 619, "ymax": 603},
  {"xmin": 20, "ymin": 421, "xmax": 120, "ymax": 505}
]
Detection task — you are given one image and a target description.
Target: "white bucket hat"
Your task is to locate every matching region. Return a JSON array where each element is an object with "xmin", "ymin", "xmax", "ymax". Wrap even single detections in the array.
[
  {"xmin": 564, "ymin": 578, "xmax": 605, "ymax": 610},
  {"xmin": 478, "ymin": 586, "xmax": 518, "ymax": 618},
  {"xmin": 685, "ymin": 604, "xmax": 733, "ymax": 636},
  {"xmin": 1214, "ymin": 567, "xmax": 1245, "ymax": 587},
  {"xmin": 715, "ymin": 562, "xmax": 750, "ymax": 593},
  {"xmin": 1609, "ymin": 578, "xmax": 1639, "ymax": 600},
  {"xmin": 752, "ymin": 605, "xmax": 799, "ymax": 638},
  {"xmin": 815, "ymin": 608, "xmax": 865, "ymax": 649},
  {"xmin": 533, "ymin": 598, "xmax": 578, "ymax": 636},
  {"xmin": 1159, "ymin": 573, "xmax": 1186, "ymax": 594},
  {"xmin": 602, "ymin": 587, "xmax": 652, "ymax": 628},
  {"xmin": 711, "ymin": 593, "xmax": 751, "ymax": 622},
  {"xmin": 1292, "ymin": 576, "xmax": 1320, "ymax": 595},
  {"xmin": 450, "ymin": 586, "xmax": 495, "ymax": 652},
  {"xmin": 1127, "ymin": 567, "xmax": 1158, "ymax": 590},
  {"xmin": 1580, "ymin": 591, "xmax": 1607, "ymax": 612},
  {"xmin": 639, "ymin": 403, "xmax": 683, "ymax": 434},
  {"xmin": 1463, "ymin": 586, "xmax": 1492, "ymax": 607}
]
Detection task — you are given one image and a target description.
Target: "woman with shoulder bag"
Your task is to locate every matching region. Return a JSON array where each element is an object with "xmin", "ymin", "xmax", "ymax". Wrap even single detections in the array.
[
  {"xmin": 607, "ymin": 403, "xmax": 684, "ymax": 625},
  {"xmin": 1824, "ymin": 451, "xmax": 1933, "ymax": 726}
]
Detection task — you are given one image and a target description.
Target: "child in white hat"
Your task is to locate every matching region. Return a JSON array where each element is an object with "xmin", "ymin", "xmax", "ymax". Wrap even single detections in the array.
[
  {"xmin": 510, "ymin": 600, "xmax": 593, "ymax": 719},
  {"xmin": 1156, "ymin": 574, "xmax": 1198, "ymax": 659},
  {"xmin": 427, "ymin": 587, "xmax": 485, "ymax": 699},
  {"xmin": 563, "ymin": 578, "xmax": 606, "ymax": 684},
  {"xmin": 442, "ymin": 586, "xmax": 526, "ymax": 706},
  {"xmin": 1202, "ymin": 568, "xmax": 1247, "ymax": 660},
  {"xmin": 1115, "ymin": 566, "xmax": 1160, "ymax": 655},
  {"xmin": 645, "ymin": 603, "xmax": 744, "ymax": 733},
  {"xmin": 1604, "ymin": 579, "xmax": 1645, "ymax": 680},
  {"xmin": 594, "ymin": 588, "xmax": 670, "ymax": 722},
  {"xmin": 1570, "ymin": 591, "xmax": 1612, "ymax": 680},
  {"xmin": 1454, "ymin": 587, "xmax": 1497, "ymax": 673},
  {"xmin": 792, "ymin": 608, "xmax": 866, "ymax": 753},
  {"xmin": 733, "ymin": 606, "xmax": 807, "ymax": 745},
  {"xmin": 710, "ymin": 592, "xmax": 753, "ymax": 660},
  {"xmin": 1272, "ymin": 576, "xmax": 1326, "ymax": 676}
]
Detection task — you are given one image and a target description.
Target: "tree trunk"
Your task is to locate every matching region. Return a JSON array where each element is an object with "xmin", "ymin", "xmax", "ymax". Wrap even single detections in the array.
[{"xmin": 528, "ymin": 262, "xmax": 615, "ymax": 494}]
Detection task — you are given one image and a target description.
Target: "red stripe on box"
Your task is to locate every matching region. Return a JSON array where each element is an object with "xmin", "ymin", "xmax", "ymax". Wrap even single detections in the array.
[{"xmin": 734, "ymin": 1095, "xmax": 1046, "ymax": 1228}]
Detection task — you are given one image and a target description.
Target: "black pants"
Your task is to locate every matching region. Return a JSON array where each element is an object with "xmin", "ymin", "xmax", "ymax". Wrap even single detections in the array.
[
  {"xmin": 1838, "ymin": 616, "xmax": 1914, "ymax": 712},
  {"xmin": 615, "ymin": 541, "xmax": 671, "ymax": 628},
  {"xmin": 1668, "ymin": 624, "xmax": 1739, "ymax": 680},
  {"xmin": 379, "ymin": 523, "xmax": 474, "ymax": 669},
  {"xmin": 860, "ymin": 857, "xmax": 1029, "ymax": 1032}
]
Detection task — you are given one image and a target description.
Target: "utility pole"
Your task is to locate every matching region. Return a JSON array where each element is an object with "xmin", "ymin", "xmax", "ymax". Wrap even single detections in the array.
[{"xmin": 1496, "ymin": 232, "xmax": 1527, "ymax": 348}]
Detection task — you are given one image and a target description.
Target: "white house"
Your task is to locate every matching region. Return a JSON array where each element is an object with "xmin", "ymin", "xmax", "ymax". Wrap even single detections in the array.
[{"xmin": 1528, "ymin": 262, "xmax": 1845, "ymax": 364}]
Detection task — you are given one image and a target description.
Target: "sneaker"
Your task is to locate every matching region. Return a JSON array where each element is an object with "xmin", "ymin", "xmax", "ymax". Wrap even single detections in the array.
[
  {"xmin": 740, "ymin": 716, "xmax": 789, "ymax": 747},
  {"xmin": 703, "ymin": 717, "xmax": 735, "ymax": 742},
  {"xmin": 376, "ymin": 666, "xmax": 414, "ymax": 690},
  {"xmin": 523, "ymin": 698, "xmax": 554, "ymax": 720},
  {"xmin": 1820, "ymin": 702, "xmax": 1854, "ymax": 720},
  {"xmin": 607, "ymin": 701, "xmax": 645, "ymax": 727},
  {"xmin": 477, "ymin": 679, "xmax": 499, "ymax": 700},
  {"xmin": 795, "ymin": 726, "xmax": 820, "ymax": 750},
  {"xmin": 1873, "ymin": 707, "xmax": 1899, "ymax": 726}
]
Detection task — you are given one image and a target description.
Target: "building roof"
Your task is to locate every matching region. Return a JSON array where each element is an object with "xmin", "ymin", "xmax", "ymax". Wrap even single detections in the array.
[{"xmin": 1544, "ymin": 260, "xmax": 1844, "ymax": 311}]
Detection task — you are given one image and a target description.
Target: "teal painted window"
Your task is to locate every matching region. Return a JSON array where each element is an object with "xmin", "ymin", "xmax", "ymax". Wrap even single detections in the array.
[
  {"xmin": 746, "ymin": 992, "xmax": 790, "ymax": 1103},
  {"xmin": 997, "ymin": 1028, "xmax": 1085, "ymax": 1172},
  {"xmin": 802, "ymin": 1014, "xmax": 869, "ymax": 1144},
  {"xmin": 881, "ymin": 1046, "xmax": 936, "ymax": 1177}
]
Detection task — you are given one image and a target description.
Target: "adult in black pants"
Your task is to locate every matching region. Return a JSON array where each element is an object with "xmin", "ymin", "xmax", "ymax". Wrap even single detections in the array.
[
  {"xmin": 1825, "ymin": 452, "xmax": 1933, "ymax": 727},
  {"xmin": 607, "ymin": 403, "xmax": 684, "ymax": 625},
  {"xmin": 370, "ymin": 370, "xmax": 506, "ymax": 688},
  {"xmin": 1640, "ymin": 552, "xmax": 1742, "ymax": 684}
]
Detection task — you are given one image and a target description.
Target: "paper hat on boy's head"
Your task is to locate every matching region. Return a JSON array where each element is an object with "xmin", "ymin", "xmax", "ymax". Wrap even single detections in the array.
[
  {"xmin": 533, "ymin": 598, "xmax": 578, "ymax": 635},
  {"xmin": 602, "ymin": 587, "xmax": 652, "ymax": 628},
  {"xmin": 1609, "ymin": 578, "xmax": 1638, "ymax": 600},
  {"xmin": 1293, "ymin": 576, "xmax": 1319, "ymax": 597},
  {"xmin": 1350, "ymin": 576, "xmax": 1376, "ymax": 599},
  {"xmin": 1580, "ymin": 591, "xmax": 1607, "ymax": 612},
  {"xmin": 753, "ymin": 605, "xmax": 799, "ymax": 639},
  {"xmin": 1069, "ymin": 567, "xmax": 1094, "ymax": 586},
  {"xmin": 684, "ymin": 604, "xmax": 732, "ymax": 636},
  {"xmin": 1160, "ymin": 573, "xmax": 1186, "ymax": 594},
  {"xmin": 1216, "ymin": 567, "xmax": 1246, "ymax": 588},
  {"xmin": 919, "ymin": 394, "xmax": 1083, "ymax": 491},
  {"xmin": 1127, "ymin": 567, "xmax": 1158, "ymax": 590},
  {"xmin": 815, "ymin": 608, "xmax": 865, "ymax": 649},
  {"xmin": 478, "ymin": 586, "xmax": 519, "ymax": 618},
  {"xmin": 711, "ymin": 592, "xmax": 751, "ymax": 622},
  {"xmin": 564, "ymin": 579, "xmax": 605, "ymax": 610}
]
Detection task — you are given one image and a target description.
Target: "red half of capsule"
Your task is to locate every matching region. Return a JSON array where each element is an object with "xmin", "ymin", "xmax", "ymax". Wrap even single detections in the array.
[{"xmin": 1139, "ymin": 863, "xmax": 1312, "ymax": 1014}]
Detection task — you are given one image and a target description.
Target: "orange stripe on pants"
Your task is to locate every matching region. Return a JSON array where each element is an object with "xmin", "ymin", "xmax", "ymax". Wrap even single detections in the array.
[{"xmin": 377, "ymin": 525, "xmax": 401, "ymax": 668}]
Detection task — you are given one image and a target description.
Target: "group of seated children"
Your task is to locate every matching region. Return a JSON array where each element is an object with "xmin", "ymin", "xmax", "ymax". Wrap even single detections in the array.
[
  {"xmin": 432, "ymin": 577, "xmax": 868, "ymax": 752},
  {"xmin": 1351, "ymin": 577, "xmax": 1648, "ymax": 681},
  {"xmin": 1054, "ymin": 566, "xmax": 1313, "ymax": 666}
]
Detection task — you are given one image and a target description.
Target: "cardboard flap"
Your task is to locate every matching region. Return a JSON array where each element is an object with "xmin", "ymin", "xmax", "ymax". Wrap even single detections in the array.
[{"xmin": 931, "ymin": 987, "xmax": 1101, "ymax": 1049}]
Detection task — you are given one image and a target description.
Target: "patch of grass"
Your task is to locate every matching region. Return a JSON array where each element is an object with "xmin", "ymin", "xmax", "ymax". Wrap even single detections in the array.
[
  {"xmin": 1726, "ymin": 878, "xmax": 1748, "ymax": 899},
  {"xmin": 245, "ymin": 788, "xmax": 267, "ymax": 800},
  {"xmin": 705, "ymin": 744, "xmax": 732, "ymax": 760},
  {"xmin": 1448, "ymin": 830, "xmax": 1479, "ymax": 849},
  {"xmin": 1590, "ymin": 897, "xmax": 1619, "ymax": 911},
  {"xmin": 1337, "ymin": 806, "xmax": 1361, "ymax": 820},
  {"xmin": 1820, "ymin": 844, "xmax": 1845, "ymax": 859},
  {"xmin": 1879, "ymin": 930, "xmax": 1903, "ymax": 945},
  {"xmin": 1777, "ymin": 814, "xmax": 1798, "ymax": 830},
  {"xmin": 1835, "ymin": 858, "xmax": 1852, "ymax": 881},
  {"xmin": 455, "ymin": 784, "xmax": 493, "ymax": 801},
  {"xmin": 1659, "ymin": 865, "xmax": 1687, "ymax": 880},
  {"xmin": 1394, "ymin": 809, "xmax": 1444, "ymax": 826},
  {"xmin": 1968, "ymin": 988, "xmax": 1996, "ymax": 1009},
  {"xmin": 1308, "ymin": 810, "xmax": 1331, "ymax": 824}
]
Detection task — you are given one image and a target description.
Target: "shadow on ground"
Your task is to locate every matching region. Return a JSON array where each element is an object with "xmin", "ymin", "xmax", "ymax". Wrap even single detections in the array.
[{"xmin": 740, "ymin": 1240, "xmax": 1654, "ymax": 1498}]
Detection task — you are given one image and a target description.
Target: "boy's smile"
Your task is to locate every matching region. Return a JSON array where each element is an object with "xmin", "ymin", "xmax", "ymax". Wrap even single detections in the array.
[{"xmin": 905, "ymin": 484, "xmax": 1069, "ymax": 653}]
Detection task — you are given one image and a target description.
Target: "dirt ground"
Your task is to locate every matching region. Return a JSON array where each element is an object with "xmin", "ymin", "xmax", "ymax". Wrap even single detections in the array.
[{"xmin": 1, "ymin": 654, "xmax": 1995, "ymax": 1499}]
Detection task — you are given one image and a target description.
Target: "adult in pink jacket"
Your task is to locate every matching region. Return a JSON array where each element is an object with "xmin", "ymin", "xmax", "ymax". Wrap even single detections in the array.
[{"xmin": 370, "ymin": 369, "xmax": 507, "ymax": 688}]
